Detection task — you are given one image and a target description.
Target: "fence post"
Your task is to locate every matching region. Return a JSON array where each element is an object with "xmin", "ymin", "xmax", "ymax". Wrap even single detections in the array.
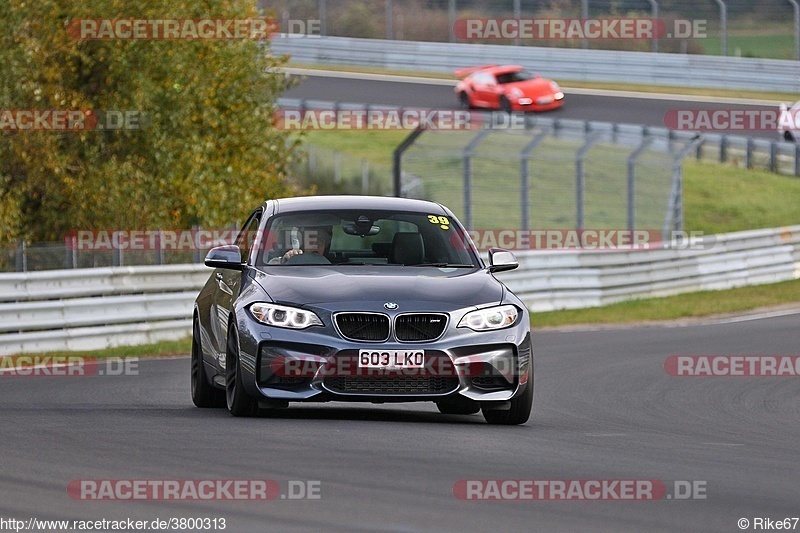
[
  {"xmin": 648, "ymin": 0, "xmax": 659, "ymax": 53},
  {"xmin": 393, "ymin": 128, "xmax": 425, "ymax": 197},
  {"xmin": 788, "ymin": 0, "xmax": 800, "ymax": 60},
  {"xmin": 745, "ymin": 137, "xmax": 754, "ymax": 169},
  {"xmin": 64, "ymin": 239, "xmax": 72, "ymax": 269},
  {"xmin": 15, "ymin": 241, "xmax": 22, "ymax": 272},
  {"xmin": 664, "ymin": 136, "xmax": 704, "ymax": 235},
  {"xmin": 795, "ymin": 143, "xmax": 800, "ymax": 177},
  {"xmin": 334, "ymin": 150, "xmax": 341, "ymax": 184},
  {"xmin": 462, "ymin": 130, "xmax": 491, "ymax": 229},
  {"xmin": 361, "ymin": 159, "xmax": 369, "ymax": 194},
  {"xmin": 714, "ymin": 0, "xmax": 727, "ymax": 56},
  {"xmin": 192, "ymin": 226, "xmax": 201, "ymax": 264},
  {"xmin": 386, "ymin": 0, "xmax": 393, "ymax": 40},
  {"xmin": 318, "ymin": 0, "xmax": 327, "ymax": 36},
  {"xmin": 520, "ymin": 130, "xmax": 549, "ymax": 231},
  {"xmin": 769, "ymin": 140, "xmax": 778, "ymax": 173},
  {"xmin": 627, "ymin": 136, "xmax": 655, "ymax": 231},
  {"xmin": 575, "ymin": 134, "xmax": 601, "ymax": 230},
  {"xmin": 155, "ymin": 230, "xmax": 164, "ymax": 265},
  {"xmin": 513, "ymin": 0, "xmax": 521, "ymax": 46},
  {"xmin": 449, "ymin": 0, "xmax": 456, "ymax": 42},
  {"xmin": 580, "ymin": 0, "xmax": 589, "ymax": 50},
  {"xmin": 720, "ymin": 135, "xmax": 727, "ymax": 163}
]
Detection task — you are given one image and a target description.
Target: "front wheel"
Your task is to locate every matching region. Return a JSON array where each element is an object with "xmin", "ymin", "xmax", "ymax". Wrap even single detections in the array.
[
  {"xmin": 458, "ymin": 92, "xmax": 472, "ymax": 110},
  {"xmin": 191, "ymin": 317, "xmax": 225, "ymax": 408},
  {"xmin": 225, "ymin": 324, "xmax": 258, "ymax": 417},
  {"xmin": 482, "ymin": 381, "xmax": 533, "ymax": 425},
  {"xmin": 499, "ymin": 96, "xmax": 513, "ymax": 114}
]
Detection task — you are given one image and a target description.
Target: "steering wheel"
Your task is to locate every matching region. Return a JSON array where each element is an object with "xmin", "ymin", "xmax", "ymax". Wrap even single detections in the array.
[{"xmin": 284, "ymin": 253, "xmax": 332, "ymax": 265}]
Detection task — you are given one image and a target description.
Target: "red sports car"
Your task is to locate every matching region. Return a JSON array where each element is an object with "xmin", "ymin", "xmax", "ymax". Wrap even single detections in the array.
[{"xmin": 455, "ymin": 65, "xmax": 564, "ymax": 113}]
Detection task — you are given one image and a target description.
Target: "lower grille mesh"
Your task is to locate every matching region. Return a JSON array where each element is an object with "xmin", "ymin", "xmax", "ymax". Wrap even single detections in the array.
[{"xmin": 325, "ymin": 376, "xmax": 458, "ymax": 395}]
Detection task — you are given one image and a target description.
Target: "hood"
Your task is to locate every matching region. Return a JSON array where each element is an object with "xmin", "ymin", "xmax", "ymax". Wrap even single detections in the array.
[
  {"xmin": 504, "ymin": 77, "xmax": 555, "ymax": 96},
  {"xmin": 252, "ymin": 266, "xmax": 504, "ymax": 313}
]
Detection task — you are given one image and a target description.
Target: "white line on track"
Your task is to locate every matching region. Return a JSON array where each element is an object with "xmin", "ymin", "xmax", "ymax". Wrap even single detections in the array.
[
  {"xmin": 542, "ymin": 307, "xmax": 800, "ymax": 333},
  {"xmin": 283, "ymin": 67, "xmax": 784, "ymax": 106}
]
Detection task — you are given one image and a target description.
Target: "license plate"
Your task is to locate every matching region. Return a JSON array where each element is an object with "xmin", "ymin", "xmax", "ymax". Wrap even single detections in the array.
[
  {"xmin": 358, "ymin": 350, "xmax": 424, "ymax": 369},
  {"xmin": 537, "ymin": 96, "xmax": 553, "ymax": 105}
]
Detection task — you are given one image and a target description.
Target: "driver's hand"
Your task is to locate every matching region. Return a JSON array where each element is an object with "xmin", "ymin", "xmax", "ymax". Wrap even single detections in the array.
[{"xmin": 281, "ymin": 249, "xmax": 303, "ymax": 263}]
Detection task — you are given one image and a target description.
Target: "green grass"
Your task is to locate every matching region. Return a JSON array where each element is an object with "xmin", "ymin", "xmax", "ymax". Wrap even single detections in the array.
[
  {"xmin": 531, "ymin": 279, "xmax": 800, "ymax": 328},
  {"xmin": 3, "ymin": 338, "xmax": 191, "ymax": 361},
  {"xmin": 302, "ymin": 131, "xmax": 407, "ymax": 166},
  {"xmin": 300, "ymin": 130, "xmax": 800, "ymax": 234},
  {"xmin": 684, "ymin": 161, "xmax": 800, "ymax": 233},
  {"xmin": 703, "ymin": 32, "xmax": 796, "ymax": 60}
]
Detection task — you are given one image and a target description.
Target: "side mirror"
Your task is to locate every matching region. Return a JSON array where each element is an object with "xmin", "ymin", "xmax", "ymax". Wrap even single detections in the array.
[
  {"xmin": 204, "ymin": 245, "xmax": 244, "ymax": 271},
  {"xmin": 487, "ymin": 248, "xmax": 518, "ymax": 273}
]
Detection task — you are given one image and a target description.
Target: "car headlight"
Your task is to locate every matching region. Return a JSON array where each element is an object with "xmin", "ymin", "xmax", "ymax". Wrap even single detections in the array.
[
  {"xmin": 458, "ymin": 305, "xmax": 519, "ymax": 331},
  {"xmin": 249, "ymin": 303, "xmax": 323, "ymax": 329}
]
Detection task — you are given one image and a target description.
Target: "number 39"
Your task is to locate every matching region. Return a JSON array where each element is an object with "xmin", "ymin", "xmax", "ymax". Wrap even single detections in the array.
[{"xmin": 428, "ymin": 215, "xmax": 449, "ymax": 226}]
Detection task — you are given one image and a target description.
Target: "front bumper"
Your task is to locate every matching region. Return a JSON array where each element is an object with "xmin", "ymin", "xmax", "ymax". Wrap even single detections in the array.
[
  {"xmin": 511, "ymin": 93, "xmax": 564, "ymax": 112},
  {"xmin": 239, "ymin": 318, "xmax": 532, "ymax": 404}
]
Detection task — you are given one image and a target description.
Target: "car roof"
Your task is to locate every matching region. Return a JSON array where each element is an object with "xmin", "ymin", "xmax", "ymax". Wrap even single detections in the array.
[
  {"xmin": 477, "ymin": 65, "xmax": 525, "ymax": 76},
  {"xmin": 270, "ymin": 195, "xmax": 448, "ymax": 215}
]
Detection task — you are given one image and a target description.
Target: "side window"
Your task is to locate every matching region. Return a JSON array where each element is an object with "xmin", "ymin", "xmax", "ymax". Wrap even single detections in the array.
[{"xmin": 236, "ymin": 210, "xmax": 262, "ymax": 264}]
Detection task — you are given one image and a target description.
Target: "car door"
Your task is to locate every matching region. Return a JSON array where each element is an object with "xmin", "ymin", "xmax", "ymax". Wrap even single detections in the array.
[
  {"xmin": 471, "ymin": 73, "xmax": 501, "ymax": 108},
  {"xmin": 210, "ymin": 209, "xmax": 262, "ymax": 367}
]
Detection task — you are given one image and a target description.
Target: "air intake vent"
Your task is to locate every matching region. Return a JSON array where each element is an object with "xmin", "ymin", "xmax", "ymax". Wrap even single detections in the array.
[
  {"xmin": 395, "ymin": 314, "xmax": 448, "ymax": 342},
  {"xmin": 335, "ymin": 313, "xmax": 390, "ymax": 342}
]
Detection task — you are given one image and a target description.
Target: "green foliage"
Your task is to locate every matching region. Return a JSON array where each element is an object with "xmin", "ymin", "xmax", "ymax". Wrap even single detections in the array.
[{"xmin": 0, "ymin": 0, "xmax": 301, "ymax": 247}]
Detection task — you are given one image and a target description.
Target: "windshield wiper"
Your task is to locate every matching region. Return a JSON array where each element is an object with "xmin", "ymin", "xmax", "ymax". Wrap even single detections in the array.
[{"xmin": 407, "ymin": 263, "xmax": 476, "ymax": 268}]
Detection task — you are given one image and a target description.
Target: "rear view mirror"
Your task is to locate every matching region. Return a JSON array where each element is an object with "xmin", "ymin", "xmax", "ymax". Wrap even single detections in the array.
[
  {"xmin": 342, "ymin": 223, "xmax": 380, "ymax": 236},
  {"xmin": 204, "ymin": 245, "xmax": 244, "ymax": 270},
  {"xmin": 487, "ymin": 248, "xmax": 518, "ymax": 273}
]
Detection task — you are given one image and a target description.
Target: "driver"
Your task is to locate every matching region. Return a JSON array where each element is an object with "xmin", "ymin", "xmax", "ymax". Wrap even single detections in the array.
[{"xmin": 270, "ymin": 225, "xmax": 333, "ymax": 265}]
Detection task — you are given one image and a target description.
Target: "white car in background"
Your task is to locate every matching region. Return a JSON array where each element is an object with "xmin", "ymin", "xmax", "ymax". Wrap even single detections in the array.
[{"xmin": 779, "ymin": 101, "xmax": 800, "ymax": 141}]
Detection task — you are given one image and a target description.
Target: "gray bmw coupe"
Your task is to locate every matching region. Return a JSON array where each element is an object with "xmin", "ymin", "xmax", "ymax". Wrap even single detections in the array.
[{"xmin": 192, "ymin": 196, "xmax": 533, "ymax": 424}]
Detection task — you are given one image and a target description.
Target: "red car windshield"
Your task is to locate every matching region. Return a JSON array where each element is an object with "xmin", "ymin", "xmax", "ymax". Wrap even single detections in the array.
[{"xmin": 496, "ymin": 70, "xmax": 536, "ymax": 84}]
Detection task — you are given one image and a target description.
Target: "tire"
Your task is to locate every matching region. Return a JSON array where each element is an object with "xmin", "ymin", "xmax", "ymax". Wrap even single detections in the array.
[
  {"xmin": 458, "ymin": 92, "xmax": 472, "ymax": 110},
  {"xmin": 225, "ymin": 323, "xmax": 259, "ymax": 417},
  {"xmin": 436, "ymin": 396, "xmax": 480, "ymax": 415},
  {"xmin": 482, "ymin": 381, "xmax": 533, "ymax": 425},
  {"xmin": 191, "ymin": 317, "xmax": 226, "ymax": 408},
  {"xmin": 499, "ymin": 96, "xmax": 513, "ymax": 114},
  {"xmin": 784, "ymin": 130, "xmax": 796, "ymax": 142}
]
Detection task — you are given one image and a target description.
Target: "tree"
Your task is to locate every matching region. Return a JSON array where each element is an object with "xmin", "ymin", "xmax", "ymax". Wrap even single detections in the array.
[{"xmin": 0, "ymin": 0, "xmax": 301, "ymax": 248}]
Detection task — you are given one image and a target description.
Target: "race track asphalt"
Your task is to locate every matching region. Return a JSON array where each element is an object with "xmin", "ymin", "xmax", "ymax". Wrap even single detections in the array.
[{"xmin": 2, "ymin": 312, "xmax": 798, "ymax": 532}]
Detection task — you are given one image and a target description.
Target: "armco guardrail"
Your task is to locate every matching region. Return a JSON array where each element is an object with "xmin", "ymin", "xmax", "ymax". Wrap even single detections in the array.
[
  {"xmin": 497, "ymin": 225, "xmax": 800, "ymax": 312},
  {"xmin": 0, "ymin": 265, "xmax": 209, "ymax": 356},
  {"xmin": 271, "ymin": 36, "xmax": 800, "ymax": 92},
  {"xmin": 0, "ymin": 226, "xmax": 798, "ymax": 355}
]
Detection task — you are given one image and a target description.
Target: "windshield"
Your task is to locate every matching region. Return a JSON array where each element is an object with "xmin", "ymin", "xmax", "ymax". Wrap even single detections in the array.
[
  {"xmin": 496, "ymin": 69, "xmax": 536, "ymax": 84},
  {"xmin": 255, "ymin": 210, "xmax": 479, "ymax": 267}
]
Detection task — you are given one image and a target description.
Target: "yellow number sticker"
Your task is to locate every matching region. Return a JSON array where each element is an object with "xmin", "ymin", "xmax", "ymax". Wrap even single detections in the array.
[{"xmin": 428, "ymin": 215, "xmax": 450, "ymax": 230}]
